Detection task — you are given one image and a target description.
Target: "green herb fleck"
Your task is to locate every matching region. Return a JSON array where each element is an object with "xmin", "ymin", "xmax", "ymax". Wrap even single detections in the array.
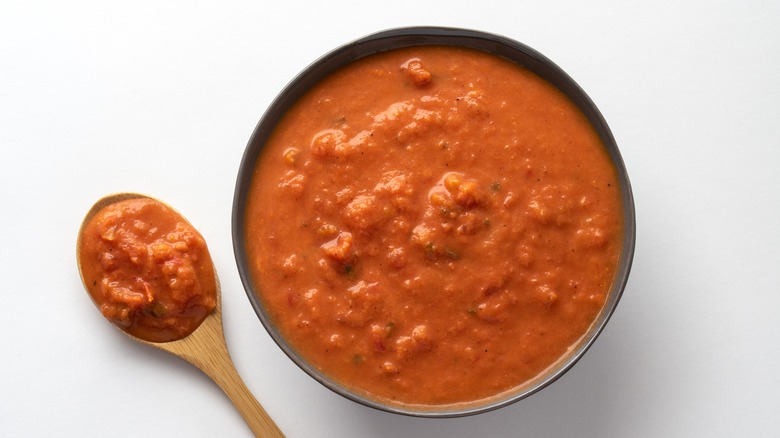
[
  {"xmin": 343, "ymin": 263, "xmax": 356, "ymax": 278},
  {"xmin": 150, "ymin": 301, "xmax": 167, "ymax": 318},
  {"xmin": 425, "ymin": 242, "xmax": 436, "ymax": 259}
]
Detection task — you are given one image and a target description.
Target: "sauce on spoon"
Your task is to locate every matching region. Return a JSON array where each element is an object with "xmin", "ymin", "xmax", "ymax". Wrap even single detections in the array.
[
  {"xmin": 78, "ymin": 195, "xmax": 216, "ymax": 342},
  {"xmin": 77, "ymin": 193, "xmax": 285, "ymax": 438}
]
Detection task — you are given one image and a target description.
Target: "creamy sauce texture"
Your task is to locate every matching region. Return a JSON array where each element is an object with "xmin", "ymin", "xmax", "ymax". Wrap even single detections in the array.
[
  {"xmin": 245, "ymin": 46, "xmax": 622, "ymax": 405},
  {"xmin": 79, "ymin": 198, "xmax": 217, "ymax": 343}
]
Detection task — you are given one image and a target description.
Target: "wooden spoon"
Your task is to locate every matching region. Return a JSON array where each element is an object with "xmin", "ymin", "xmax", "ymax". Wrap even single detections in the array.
[{"xmin": 76, "ymin": 193, "xmax": 285, "ymax": 438}]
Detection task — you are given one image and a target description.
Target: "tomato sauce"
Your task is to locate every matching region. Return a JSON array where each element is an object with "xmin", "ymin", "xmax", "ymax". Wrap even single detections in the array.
[
  {"xmin": 79, "ymin": 198, "xmax": 217, "ymax": 343},
  {"xmin": 244, "ymin": 46, "xmax": 623, "ymax": 405}
]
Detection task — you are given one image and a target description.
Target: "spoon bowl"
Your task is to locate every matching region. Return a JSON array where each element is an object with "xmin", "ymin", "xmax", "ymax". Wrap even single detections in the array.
[{"xmin": 77, "ymin": 193, "xmax": 284, "ymax": 438}]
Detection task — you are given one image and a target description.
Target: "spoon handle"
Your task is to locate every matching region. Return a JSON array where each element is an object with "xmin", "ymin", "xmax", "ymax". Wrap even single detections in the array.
[{"xmin": 169, "ymin": 314, "xmax": 286, "ymax": 438}]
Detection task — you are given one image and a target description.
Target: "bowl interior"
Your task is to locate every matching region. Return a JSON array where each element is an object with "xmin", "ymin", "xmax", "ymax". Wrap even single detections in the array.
[{"xmin": 232, "ymin": 26, "xmax": 635, "ymax": 417}]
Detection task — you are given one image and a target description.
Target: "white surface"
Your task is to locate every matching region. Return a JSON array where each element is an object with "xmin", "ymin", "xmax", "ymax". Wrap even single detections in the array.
[{"xmin": 2, "ymin": 1, "xmax": 779, "ymax": 437}]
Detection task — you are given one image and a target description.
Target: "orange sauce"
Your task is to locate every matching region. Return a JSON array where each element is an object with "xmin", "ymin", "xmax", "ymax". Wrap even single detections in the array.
[
  {"xmin": 79, "ymin": 198, "xmax": 216, "ymax": 343},
  {"xmin": 245, "ymin": 46, "xmax": 622, "ymax": 405}
]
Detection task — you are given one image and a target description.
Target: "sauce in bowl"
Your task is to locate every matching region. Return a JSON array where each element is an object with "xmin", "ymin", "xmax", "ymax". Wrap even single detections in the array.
[{"xmin": 235, "ymin": 27, "xmax": 634, "ymax": 416}]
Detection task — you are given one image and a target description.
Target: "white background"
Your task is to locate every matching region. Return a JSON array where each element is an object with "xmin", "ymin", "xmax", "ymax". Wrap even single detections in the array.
[{"xmin": 2, "ymin": 1, "xmax": 779, "ymax": 437}]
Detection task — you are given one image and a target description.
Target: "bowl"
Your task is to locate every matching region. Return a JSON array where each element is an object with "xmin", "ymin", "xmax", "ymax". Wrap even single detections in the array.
[{"xmin": 233, "ymin": 26, "xmax": 635, "ymax": 417}]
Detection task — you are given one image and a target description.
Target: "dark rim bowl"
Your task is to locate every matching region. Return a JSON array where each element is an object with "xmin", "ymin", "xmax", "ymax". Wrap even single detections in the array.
[{"xmin": 233, "ymin": 26, "xmax": 636, "ymax": 418}]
